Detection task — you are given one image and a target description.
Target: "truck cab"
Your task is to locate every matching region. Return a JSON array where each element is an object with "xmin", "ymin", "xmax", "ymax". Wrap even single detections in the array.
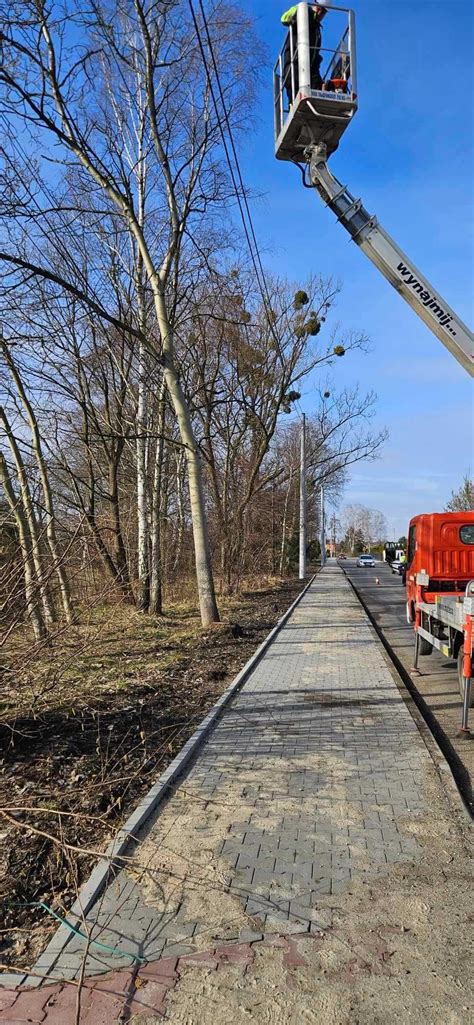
[{"xmin": 405, "ymin": 512, "xmax": 474, "ymax": 623}]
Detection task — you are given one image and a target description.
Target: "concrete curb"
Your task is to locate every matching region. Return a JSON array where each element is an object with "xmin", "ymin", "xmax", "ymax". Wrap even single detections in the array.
[
  {"xmin": 4, "ymin": 574, "xmax": 316, "ymax": 989},
  {"xmin": 341, "ymin": 565, "xmax": 473, "ymax": 827}
]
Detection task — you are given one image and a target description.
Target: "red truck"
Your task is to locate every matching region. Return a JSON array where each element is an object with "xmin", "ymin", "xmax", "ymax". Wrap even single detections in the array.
[
  {"xmin": 405, "ymin": 512, "xmax": 474, "ymax": 722},
  {"xmin": 405, "ymin": 512, "xmax": 474, "ymax": 622}
]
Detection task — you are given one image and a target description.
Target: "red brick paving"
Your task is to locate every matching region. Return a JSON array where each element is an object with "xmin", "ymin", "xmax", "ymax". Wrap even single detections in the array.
[
  {"xmin": 176, "ymin": 951, "xmax": 218, "ymax": 970},
  {"xmin": 140, "ymin": 956, "xmax": 178, "ymax": 981},
  {"xmin": 0, "ymin": 932, "xmax": 315, "ymax": 1023},
  {"xmin": 282, "ymin": 937, "xmax": 308, "ymax": 968},
  {"xmin": 0, "ymin": 993, "xmax": 17, "ymax": 1014},
  {"xmin": 214, "ymin": 942, "xmax": 253, "ymax": 968}
]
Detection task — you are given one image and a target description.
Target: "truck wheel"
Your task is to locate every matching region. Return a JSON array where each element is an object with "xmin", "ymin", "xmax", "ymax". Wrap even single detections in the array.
[
  {"xmin": 418, "ymin": 635, "xmax": 433, "ymax": 656},
  {"xmin": 457, "ymin": 646, "xmax": 474, "ymax": 706}
]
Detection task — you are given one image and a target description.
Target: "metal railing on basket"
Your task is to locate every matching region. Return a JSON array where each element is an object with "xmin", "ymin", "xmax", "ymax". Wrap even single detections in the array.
[{"xmin": 274, "ymin": 22, "xmax": 354, "ymax": 142}]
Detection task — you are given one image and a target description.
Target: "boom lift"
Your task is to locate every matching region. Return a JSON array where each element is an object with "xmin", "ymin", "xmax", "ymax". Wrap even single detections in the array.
[{"xmin": 274, "ymin": 3, "xmax": 474, "ymax": 375}]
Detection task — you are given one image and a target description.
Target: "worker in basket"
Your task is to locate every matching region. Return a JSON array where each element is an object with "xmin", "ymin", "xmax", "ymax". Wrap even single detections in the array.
[{"xmin": 281, "ymin": 1, "xmax": 329, "ymax": 103}]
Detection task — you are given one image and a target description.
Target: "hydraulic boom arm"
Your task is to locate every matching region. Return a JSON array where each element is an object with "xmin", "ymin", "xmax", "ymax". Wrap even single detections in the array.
[{"xmin": 307, "ymin": 144, "xmax": 474, "ymax": 376}]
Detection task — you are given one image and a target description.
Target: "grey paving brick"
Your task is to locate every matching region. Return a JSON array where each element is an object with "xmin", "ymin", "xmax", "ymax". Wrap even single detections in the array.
[
  {"xmin": 238, "ymin": 929, "xmax": 264, "ymax": 943},
  {"xmin": 161, "ymin": 942, "xmax": 196, "ymax": 957},
  {"xmin": 245, "ymin": 897, "xmax": 270, "ymax": 918},
  {"xmin": 311, "ymin": 876, "xmax": 332, "ymax": 894},
  {"xmin": 231, "ymin": 867, "xmax": 256, "ymax": 888},
  {"xmin": 236, "ymin": 849, "xmax": 261, "ymax": 870},
  {"xmin": 252, "ymin": 867, "xmax": 280, "ymax": 887}
]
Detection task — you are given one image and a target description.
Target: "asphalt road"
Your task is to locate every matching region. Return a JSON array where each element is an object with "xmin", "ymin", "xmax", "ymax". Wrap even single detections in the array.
[{"xmin": 340, "ymin": 558, "xmax": 473, "ymax": 812}]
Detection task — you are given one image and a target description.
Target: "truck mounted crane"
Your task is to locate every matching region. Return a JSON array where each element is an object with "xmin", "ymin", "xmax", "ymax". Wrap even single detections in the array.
[{"xmin": 274, "ymin": 3, "xmax": 473, "ymax": 375}]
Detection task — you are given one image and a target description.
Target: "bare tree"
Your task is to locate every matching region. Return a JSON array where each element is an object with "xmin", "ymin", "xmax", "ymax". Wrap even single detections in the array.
[
  {"xmin": 342, "ymin": 504, "xmax": 387, "ymax": 553},
  {"xmin": 0, "ymin": 451, "xmax": 47, "ymax": 640},
  {"xmin": 445, "ymin": 475, "xmax": 473, "ymax": 512},
  {"xmin": 181, "ymin": 271, "xmax": 365, "ymax": 588},
  {"xmin": 2, "ymin": 338, "xmax": 75, "ymax": 623},
  {"xmin": 0, "ymin": 0, "xmax": 261, "ymax": 624},
  {"xmin": 271, "ymin": 386, "xmax": 387, "ymax": 573},
  {"xmin": 0, "ymin": 2, "xmax": 389, "ymax": 617},
  {"xmin": 0, "ymin": 405, "xmax": 57, "ymax": 626}
]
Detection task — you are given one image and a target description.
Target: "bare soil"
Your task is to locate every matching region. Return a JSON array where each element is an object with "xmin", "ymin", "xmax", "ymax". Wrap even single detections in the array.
[{"xmin": 0, "ymin": 576, "xmax": 305, "ymax": 970}]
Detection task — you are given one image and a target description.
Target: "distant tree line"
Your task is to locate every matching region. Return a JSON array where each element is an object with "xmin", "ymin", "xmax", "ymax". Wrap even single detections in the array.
[{"xmin": 340, "ymin": 504, "xmax": 388, "ymax": 555}]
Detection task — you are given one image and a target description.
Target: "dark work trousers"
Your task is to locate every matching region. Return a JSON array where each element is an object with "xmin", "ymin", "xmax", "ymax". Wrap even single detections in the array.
[
  {"xmin": 283, "ymin": 19, "xmax": 323, "ymax": 103},
  {"xmin": 283, "ymin": 24, "xmax": 297, "ymax": 104},
  {"xmin": 310, "ymin": 50, "xmax": 323, "ymax": 89},
  {"xmin": 309, "ymin": 17, "xmax": 323, "ymax": 89}
]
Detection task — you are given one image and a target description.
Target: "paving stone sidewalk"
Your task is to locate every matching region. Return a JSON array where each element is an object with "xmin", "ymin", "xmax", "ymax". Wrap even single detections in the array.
[{"xmin": 1, "ymin": 561, "xmax": 458, "ymax": 1021}]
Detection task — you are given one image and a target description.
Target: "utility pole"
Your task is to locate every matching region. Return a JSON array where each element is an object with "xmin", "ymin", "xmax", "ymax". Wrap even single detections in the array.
[
  {"xmin": 299, "ymin": 414, "xmax": 306, "ymax": 580},
  {"xmin": 331, "ymin": 512, "xmax": 337, "ymax": 556},
  {"xmin": 320, "ymin": 485, "xmax": 325, "ymax": 567}
]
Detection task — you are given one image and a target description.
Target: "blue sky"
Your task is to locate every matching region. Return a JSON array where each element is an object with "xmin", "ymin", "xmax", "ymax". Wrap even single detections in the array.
[{"xmin": 239, "ymin": 0, "xmax": 474, "ymax": 537}]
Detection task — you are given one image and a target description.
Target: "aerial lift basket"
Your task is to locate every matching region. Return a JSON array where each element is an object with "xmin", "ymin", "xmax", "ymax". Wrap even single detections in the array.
[{"xmin": 274, "ymin": 3, "xmax": 357, "ymax": 160}]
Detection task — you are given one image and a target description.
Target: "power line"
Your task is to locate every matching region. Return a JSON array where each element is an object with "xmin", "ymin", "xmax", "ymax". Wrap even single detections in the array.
[
  {"xmin": 188, "ymin": 0, "xmax": 286, "ymax": 366},
  {"xmin": 195, "ymin": 2, "xmax": 275, "ymax": 311}
]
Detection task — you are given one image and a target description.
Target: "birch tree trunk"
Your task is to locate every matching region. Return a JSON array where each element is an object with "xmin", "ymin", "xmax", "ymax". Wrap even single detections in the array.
[
  {"xmin": 279, "ymin": 468, "xmax": 294, "ymax": 576},
  {"xmin": 108, "ymin": 458, "xmax": 133, "ymax": 600},
  {"xmin": 0, "ymin": 451, "xmax": 47, "ymax": 640},
  {"xmin": 148, "ymin": 283, "xmax": 219, "ymax": 626},
  {"xmin": 76, "ymin": 164, "xmax": 219, "ymax": 623},
  {"xmin": 136, "ymin": 329, "xmax": 150, "ymax": 611},
  {"xmin": 149, "ymin": 377, "xmax": 166, "ymax": 615},
  {"xmin": 2, "ymin": 344, "xmax": 74, "ymax": 623},
  {"xmin": 149, "ymin": 449, "xmax": 162, "ymax": 616},
  {"xmin": 135, "ymin": 143, "xmax": 150, "ymax": 612},
  {"xmin": 1, "ymin": 406, "xmax": 56, "ymax": 625},
  {"xmin": 172, "ymin": 449, "xmax": 186, "ymax": 573}
]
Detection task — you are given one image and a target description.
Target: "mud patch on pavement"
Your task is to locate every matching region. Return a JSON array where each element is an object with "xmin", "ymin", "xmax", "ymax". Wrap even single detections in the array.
[
  {"xmin": 115, "ymin": 739, "xmax": 474, "ymax": 1024},
  {"xmin": 303, "ymin": 692, "xmax": 373, "ymax": 707},
  {"xmin": 129, "ymin": 783, "xmax": 253, "ymax": 948},
  {"xmin": 125, "ymin": 748, "xmax": 424, "ymax": 956},
  {"xmin": 162, "ymin": 816, "xmax": 472, "ymax": 1025}
]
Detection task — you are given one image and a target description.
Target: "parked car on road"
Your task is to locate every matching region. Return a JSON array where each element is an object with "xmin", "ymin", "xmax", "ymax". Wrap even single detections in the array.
[
  {"xmin": 356, "ymin": 554, "xmax": 376, "ymax": 568},
  {"xmin": 391, "ymin": 559, "xmax": 404, "ymax": 574}
]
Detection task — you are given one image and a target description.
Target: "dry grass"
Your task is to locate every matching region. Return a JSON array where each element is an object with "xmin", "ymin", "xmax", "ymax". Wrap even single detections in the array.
[{"xmin": 1, "ymin": 575, "xmax": 291, "ymax": 719}]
